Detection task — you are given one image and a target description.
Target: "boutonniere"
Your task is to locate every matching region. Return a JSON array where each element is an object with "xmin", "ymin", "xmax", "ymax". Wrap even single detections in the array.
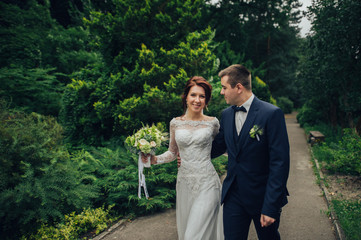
[{"xmin": 249, "ymin": 125, "xmax": 263, "ymax": 141}]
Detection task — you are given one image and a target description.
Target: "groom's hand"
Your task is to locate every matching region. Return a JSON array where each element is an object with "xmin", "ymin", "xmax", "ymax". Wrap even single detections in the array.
[
  {"xmin": 260, "ymin": 214, "xmax": 275, "ymax": 227},
  {"xmin": 177, "ymin": 153, "xmax": 181, "ymax": 168}
]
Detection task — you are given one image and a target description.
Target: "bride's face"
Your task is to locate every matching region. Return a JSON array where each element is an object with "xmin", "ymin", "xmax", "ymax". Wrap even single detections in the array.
[{"xmin": 186, "ymin": 85, "xmax": 206, "ymax": 114}]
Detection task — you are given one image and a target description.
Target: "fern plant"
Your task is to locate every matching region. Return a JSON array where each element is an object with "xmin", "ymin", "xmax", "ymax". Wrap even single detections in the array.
[{"xmin": 0, "ymin": 104, "xmax": 99, "ymax": 239}]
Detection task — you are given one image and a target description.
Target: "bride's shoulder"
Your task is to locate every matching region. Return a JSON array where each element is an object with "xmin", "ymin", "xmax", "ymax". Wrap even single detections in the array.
[
  {"xmin": 203, "ymin": 115, "xmax": 218, "ymax": 122},
  {"xmin": 172, "ymin": 116, "xmax": 185, "ymax": 122},
  {"xmin": 170, "ymin": 116, "xmax": 184, "ymax": 125},
  {"xmin": 171, "ymin": 115, "xmax": 218, "ymax": 124}
]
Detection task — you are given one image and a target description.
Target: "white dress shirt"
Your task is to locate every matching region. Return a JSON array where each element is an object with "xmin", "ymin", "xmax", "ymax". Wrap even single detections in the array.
[{"xmin": 235, "ymin": 94, "xmax": 254, "ymax": 135}]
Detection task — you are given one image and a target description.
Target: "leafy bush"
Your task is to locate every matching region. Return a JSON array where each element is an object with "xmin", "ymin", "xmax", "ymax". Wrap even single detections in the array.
[
  {"xmin": 26, "ymin": 206, "xmax": 117, "ymax": 240},
  {"xmin": 276, "ymin": 96, "xmax": 294, "ymax": 114},
  {"xmin": 332, "ymin": 199, "xmax": 361, "ymax": 240},
  {"xmin": 312, "ymin": 128, "xmax": 361, "ymax": 176},
  {"xmin": 252, "ymin": 76, "xmax": 272, "ymax": 103},
  {"xmin": 0, "ymin": 104, "xmax": 99, "ymax": 239},
  {"xmin": 297, "ymin": 102, "xmax": 326, "ymax": 127},
  {"xmin": 324, "ymin": 129, "xmax": 361, "ymax": 175},
  {"xmin": 0, "ymin": 1, "xmax": 52, "ymax": 69},
  {"xmin": 0, "ymin": 67, "xmax": 63, "ymax": 116},
  {"xmin": 71, "ymin": 144, "xmax": 177, "ymax": 216},
  {"xmin": 60, "ymin": 28, "xmax": 219, "ymax": 145}
]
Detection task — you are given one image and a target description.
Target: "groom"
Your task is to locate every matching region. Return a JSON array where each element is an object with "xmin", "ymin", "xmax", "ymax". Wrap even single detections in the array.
[{"xmin": 211, "ymin": 64, "xmax": 290, "ymax": 239}]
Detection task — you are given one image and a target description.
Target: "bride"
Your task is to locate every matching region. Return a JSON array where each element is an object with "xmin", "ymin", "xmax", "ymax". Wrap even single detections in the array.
[{"xmin": 143, "ymin": 76, "xmax": 223, "ymax": 240}]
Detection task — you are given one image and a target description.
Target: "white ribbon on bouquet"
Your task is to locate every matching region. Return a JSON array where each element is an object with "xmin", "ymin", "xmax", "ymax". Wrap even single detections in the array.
[{"xmin": 138, "ymin": 153, "xmax": 151, "ymax": 199}]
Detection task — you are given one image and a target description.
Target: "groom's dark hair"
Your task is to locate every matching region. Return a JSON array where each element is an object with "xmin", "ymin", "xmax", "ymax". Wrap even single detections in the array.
[{"xmin": 218, "ymin": 64, "xmax": 252, "ymax": 91}]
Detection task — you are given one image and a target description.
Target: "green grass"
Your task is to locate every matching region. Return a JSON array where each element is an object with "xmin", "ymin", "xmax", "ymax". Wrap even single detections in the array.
[{"xmin": 332, "ymin": 199, "xmax": 361, "ymax": 240}]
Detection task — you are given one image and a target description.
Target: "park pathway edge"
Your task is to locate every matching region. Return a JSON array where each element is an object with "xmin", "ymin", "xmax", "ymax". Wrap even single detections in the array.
[{"xmin": 312, "ymin": 151, "xmax": 346, "ymax": 240}]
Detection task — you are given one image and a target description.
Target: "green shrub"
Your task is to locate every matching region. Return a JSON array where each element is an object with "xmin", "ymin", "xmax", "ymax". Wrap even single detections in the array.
[
  {"xmin": 212, "ymin": 155, "xmax": 228, "ymax": 176},
  {"xmin": 60, "ymin": 28, "xmax": 219, "ymax": 145},
  {"xmin": 252, "ymin": 76, "xmax": 272, "ymax": 103},
  {"xmin": 26, "ymin": 206, "xmax": 117, "ymax": 240},
  {"xmin": 0, "ymin": 105, "xmax": 99, "ymax": 239},
  {"xmin": 325, "ymin": 129, "xmax": 361, "ymax": 175},
  {"xmin": 311, "ymin": 127, "xmax": 361, "ymax": 176},
  {"xmin": 297, "ymin": 102, "xmax": 325, "ymax": 127},
  {"xmin": 276, "ymin": 97, "xmax": 294, "ymax": 114},
  {"xmin": 0, "ymin": 67, "xmax": 63, "ymax": 116},
  {"xmin": 332, "ymin": 199, "xmax": 361, "ymax": 240},
  {"xmin": 71, "ymin": 145, "xmax": 178, "ymax": 216}
]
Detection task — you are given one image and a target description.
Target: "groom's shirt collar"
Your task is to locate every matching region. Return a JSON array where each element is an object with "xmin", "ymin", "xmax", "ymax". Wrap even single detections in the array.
[
  {"xmin": 235, "ymin": 94, "xmax": 254, "ymax": 135},
  {"xmin": 238, "ymin": 94, "xmax": 254, "ymax": 112}
]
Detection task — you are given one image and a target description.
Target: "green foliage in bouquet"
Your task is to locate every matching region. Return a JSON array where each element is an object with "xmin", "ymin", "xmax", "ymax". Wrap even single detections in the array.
[{"xmin": 125, "ymin": 123, "xmax": 168, "ymax": 154}]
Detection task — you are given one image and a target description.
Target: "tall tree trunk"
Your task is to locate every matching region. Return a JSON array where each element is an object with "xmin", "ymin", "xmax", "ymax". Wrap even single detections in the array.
[
  {"xmin": 356, "ymin": 117, "xmax": 361, "ymax": 136},
  {"xmin": 342, "ymin": 92, "xmax": 354, "ymax": 128},
  {"xmin": 330, "ymin": 102, "xmax": 338, "ymax": 127}
]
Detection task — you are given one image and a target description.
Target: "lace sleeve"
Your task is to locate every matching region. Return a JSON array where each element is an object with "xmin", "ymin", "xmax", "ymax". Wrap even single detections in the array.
[
  {"xmin": 212, "ymin": 118, "xmax": 220, "ymax": 138},
  {"xmin": 155, "ymin": 119, "xmax": 178, "ymax": 164}
]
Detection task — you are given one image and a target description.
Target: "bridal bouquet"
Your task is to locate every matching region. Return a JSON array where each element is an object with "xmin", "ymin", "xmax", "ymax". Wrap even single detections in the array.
[{"xmin": 125, "ymin": 124, "xmax": 168, "ymax": 199}]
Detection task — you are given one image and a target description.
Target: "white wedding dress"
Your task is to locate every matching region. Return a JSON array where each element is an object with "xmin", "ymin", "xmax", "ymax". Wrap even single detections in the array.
[{"xmin": 156, "ymin": 117, "xmax": 224, "ymax": 240}]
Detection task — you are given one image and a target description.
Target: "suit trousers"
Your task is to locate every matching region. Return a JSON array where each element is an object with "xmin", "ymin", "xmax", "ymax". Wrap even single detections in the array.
[{"xmin": 223, "ymin": 179, "xmax": 281, "ymax": 240}]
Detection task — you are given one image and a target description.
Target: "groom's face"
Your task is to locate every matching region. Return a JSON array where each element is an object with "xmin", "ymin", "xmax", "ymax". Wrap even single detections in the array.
[{"xmin": 221, "ymin": 76, "xmax": 240, "ymax": 106}]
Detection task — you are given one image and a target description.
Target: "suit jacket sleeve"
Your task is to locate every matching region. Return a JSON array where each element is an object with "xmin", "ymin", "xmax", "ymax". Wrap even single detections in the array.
[
  {"xmin": 211, "ymin": 112, "xmax": 227, "ymax": 159},
  {"xmin": 261, "ymin": 108, "xmax": 290, "ymax": 218}
]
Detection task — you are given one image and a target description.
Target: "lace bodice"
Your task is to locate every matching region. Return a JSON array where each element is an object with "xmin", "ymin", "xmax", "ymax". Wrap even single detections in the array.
[
  {"xmin": 157, "ymin": 117, "xmax": 219, "ymax": 164},
  {"xmin": 156, "ymin": 117, "xmax": 220, "ymax": 194}
]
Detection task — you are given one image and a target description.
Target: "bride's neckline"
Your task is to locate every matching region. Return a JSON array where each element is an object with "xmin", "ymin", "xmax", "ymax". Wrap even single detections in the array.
[{"xmin": 175, "ymin": 116, "xmax": 216, "ymax": 122}]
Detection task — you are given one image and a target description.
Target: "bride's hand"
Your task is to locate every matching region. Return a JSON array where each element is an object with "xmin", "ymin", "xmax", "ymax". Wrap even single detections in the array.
[
  {"xmin": 150, "ymin": 155, "xmax": 157, "ymax": 165},
  {"xmin": 141, "ymin": 152, "xmax": 150, "ymax": 164}
]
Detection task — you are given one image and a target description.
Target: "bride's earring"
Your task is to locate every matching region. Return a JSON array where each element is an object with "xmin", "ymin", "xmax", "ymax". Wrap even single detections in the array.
[{"xmin": 205, "ymin": 105, "xmax": 209, "ymax": 111}]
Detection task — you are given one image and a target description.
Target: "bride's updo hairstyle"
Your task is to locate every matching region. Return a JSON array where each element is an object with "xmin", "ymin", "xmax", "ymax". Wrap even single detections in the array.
[{"xmin": 181, "ymin": 76, "xmax": 212, "ymax": 113}]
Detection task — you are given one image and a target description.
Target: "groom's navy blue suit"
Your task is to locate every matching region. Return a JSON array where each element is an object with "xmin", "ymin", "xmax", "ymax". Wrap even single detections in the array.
[{"xmin": 211, "ymin": 96, "xmax": 290, "ymax": 239}]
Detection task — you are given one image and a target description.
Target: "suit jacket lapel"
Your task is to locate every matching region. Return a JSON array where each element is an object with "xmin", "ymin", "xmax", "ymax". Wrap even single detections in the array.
[
  {"xmin": 235, "ymin": 97, "xmax": 260, "ymax": 157},
  {"xmin": 224, "ymin": 107, "xmax": 238, "ymax": 155}
]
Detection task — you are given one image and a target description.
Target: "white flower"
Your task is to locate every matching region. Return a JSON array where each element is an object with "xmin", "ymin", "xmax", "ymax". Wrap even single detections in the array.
[
  {"xmin": 124, "ymin": 124, "xmax": 168, "ymax": 154},
  {"xmin": 139, "ymin": 139, "xmax": 149, "ymax": 146}
]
